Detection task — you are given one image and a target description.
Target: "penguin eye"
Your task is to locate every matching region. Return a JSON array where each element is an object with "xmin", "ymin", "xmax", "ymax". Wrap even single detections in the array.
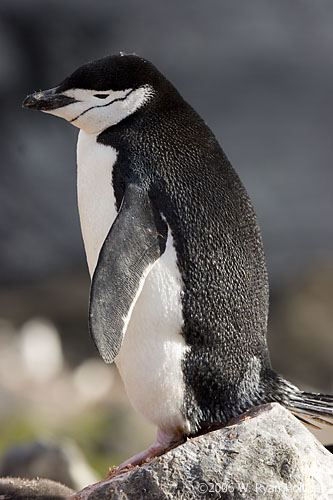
[{"xmin": 94, "ymin": 93, "xmax": 109, "ymax": 99}]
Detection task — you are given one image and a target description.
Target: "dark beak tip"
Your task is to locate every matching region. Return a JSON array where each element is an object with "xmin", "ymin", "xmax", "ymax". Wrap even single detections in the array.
[
  {"xmin": 21, "ymin": 88, "xmax": 76, "ymax": 112},
  {"xmin": 22, "ymin": 92, "xmax": 40, "ymax": 110},
  {"xmin": 22, "ymin": 96, "xmax": 31, "ymax": 109}
]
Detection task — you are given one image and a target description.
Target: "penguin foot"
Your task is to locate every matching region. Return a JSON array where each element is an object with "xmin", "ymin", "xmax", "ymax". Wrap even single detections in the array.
[{"xmin": 114, "ymin": 428, "xmax": 186, "ymax": 474}]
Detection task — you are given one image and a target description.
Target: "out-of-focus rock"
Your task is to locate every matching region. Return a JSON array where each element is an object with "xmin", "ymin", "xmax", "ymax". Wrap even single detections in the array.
[
  {"xmin": 19, "ymin": 318, "xmax": 64, "ymax": 382},
  {"xmin": 0, "ymin": 439, "xmax": 99, "ymax": 491},
  {"xmin": 0, "ymin": 476, "xmax": 75, "ymax": 499},
  {"xmin": 72, "ymin": 359, "xmax": 114, "ymax": 405},
  {"xmin": 269, "ymin": 263, "xmax": 333, "ymax": 391},
  {"xmin": 70, "ymin": 404, "xmax": 333, "ymax": 500}
]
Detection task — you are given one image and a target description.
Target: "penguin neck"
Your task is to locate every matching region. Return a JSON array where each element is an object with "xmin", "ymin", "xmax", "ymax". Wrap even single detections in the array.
[
  {"xmin": 76, "ymin": 130, "xmax": 118, "ymax": 277},
  {"xmin": 96, "ymin": 98, "xmax": 190, "ymax": 158}
]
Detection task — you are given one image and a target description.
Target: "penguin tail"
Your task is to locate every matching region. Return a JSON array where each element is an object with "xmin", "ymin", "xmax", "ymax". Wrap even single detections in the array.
[{"xmin": 275, "ymin": 377, "xmax": 333, "ymax": 430}]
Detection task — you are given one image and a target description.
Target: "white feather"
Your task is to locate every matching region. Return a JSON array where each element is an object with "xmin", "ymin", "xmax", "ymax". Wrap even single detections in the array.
[
  {"xmin": 77, "ymin": 132, "xmax": 190, "ymax": 433},
  {"xmin": 45, "ymin": 86, "xmax": 154, "ymax": 135},
  {"xmin": 115, "ymin": 233, "xmax": 190, "ymax": 434},
  {"xmin": 77, "ymin": 130, "xmax": 118, "ymax": 276}
]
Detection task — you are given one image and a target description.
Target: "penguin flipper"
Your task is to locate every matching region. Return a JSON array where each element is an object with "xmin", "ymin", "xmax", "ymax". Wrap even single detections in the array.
[{"xmin": 89, "ymin": 183, "xmax": 167, "ymax": 363}]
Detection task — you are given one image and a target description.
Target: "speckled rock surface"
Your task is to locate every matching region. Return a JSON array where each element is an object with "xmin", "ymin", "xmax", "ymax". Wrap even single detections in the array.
[
  {"xmin": 0, "ymin": 476, "xmax": 75, "ymax": 499},
  {"xmin": 69, "ymin": 403, "xmax": 333, "ymax": 500}
]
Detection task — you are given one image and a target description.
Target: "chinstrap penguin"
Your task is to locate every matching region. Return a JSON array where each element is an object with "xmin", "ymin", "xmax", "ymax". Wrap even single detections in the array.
[{"xmin": 22, "ymin": 54, "xmax": 333, "ymax": 469}]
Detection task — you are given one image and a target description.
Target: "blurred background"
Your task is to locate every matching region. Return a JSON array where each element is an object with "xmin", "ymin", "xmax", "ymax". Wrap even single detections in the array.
[{"xmin": 0, "ymin": 0, "xmax": 332, "ymax": 489}]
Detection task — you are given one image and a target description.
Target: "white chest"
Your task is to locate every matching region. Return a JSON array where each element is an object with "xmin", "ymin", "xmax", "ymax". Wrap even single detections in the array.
[
  {"xmin": 76, "ymin": 130, "xmax": 189, "ymax": 434},
  {"xmin": 77, "ymin": 130, "xmax": 118, "ymax": 277}
]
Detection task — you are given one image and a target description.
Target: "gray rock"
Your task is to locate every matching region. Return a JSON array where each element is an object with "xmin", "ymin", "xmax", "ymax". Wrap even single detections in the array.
[
  {"xmin": 69, "ymin": 403, "xmax": 333, "ymax": 500},
  {"xmin": 0, "ymin": 476, "xmax": 75, "ymax": 499},
  {"xmin": 0, "ymin": 438, "xmax": 99, "ymax": 491}
]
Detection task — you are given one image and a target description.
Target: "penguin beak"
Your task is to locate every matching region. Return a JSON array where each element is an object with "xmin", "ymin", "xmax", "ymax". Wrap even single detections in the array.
[{"xmin": 22, "ymin": 87, "xmax": 77, "ymax": 111}]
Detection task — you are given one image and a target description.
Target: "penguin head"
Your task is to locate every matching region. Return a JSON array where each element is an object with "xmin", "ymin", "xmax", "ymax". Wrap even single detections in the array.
[{"xmin": 22, "ymin": 54, "xmax": 173, "ymax": 134}]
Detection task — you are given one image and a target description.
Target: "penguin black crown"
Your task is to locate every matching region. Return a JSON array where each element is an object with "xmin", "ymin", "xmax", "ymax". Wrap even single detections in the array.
[{"xmin": 23, "ymin": 54, "xmax": 333, "ymax": 468}]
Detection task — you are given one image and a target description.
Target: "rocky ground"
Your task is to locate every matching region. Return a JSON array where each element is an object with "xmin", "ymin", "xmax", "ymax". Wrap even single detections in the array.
[{"xmin": 1, "ymin": 405, "xmax": 333, "ymax": 500}]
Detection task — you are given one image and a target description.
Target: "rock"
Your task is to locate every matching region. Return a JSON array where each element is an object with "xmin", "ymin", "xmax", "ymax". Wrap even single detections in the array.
[
  {"xmin": 0, "ymin": 438, "xmax": 99, "ymax": 491},
  {"xmin": 69, "ymin": 403, "xmax": 333, "ymax": 500},
  {"xmin": 0, "ymin": 476, "xmax": 75, "ymax": 499}
]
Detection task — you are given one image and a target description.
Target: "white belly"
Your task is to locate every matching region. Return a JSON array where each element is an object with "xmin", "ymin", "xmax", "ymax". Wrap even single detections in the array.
[
  {"xmin": 115, "ymin": 235, "xmax": 190, "ymax": 433},
  {"xmin": 77, "ymin": 130, "xmax": 189, "ymax": 433}
]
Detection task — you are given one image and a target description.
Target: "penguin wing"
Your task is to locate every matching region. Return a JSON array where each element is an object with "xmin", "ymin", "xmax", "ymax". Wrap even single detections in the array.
[{"xmin": 89, "ymin": 183, "xmax": 167, "ymax": 363}]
